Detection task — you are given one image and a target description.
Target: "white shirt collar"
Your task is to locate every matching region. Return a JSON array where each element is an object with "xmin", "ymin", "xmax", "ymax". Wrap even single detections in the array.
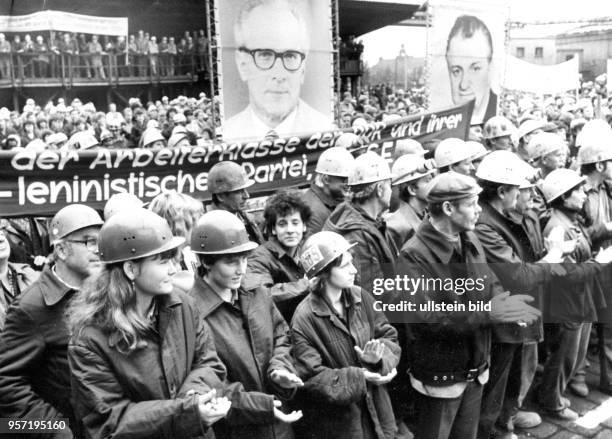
[{"xmin": 245, "ymin": 102, "xmax": 300, "ymax": 138}]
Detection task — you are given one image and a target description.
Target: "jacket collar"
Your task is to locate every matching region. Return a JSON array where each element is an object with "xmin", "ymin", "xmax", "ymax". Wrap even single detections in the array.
[
  {"xmin": 415, "ymin": 218, "xmax": 479, "ymax": 264},
  {"xmin": 309, "ymin": 286, "xmax": 362, "ymax": 318},
  {"xmin": 265, "ymin": 238, "xmax": 301, "ymax": 264},
  {"xmin": 193, "ymin": 276, "xmax": 246, "ymax": 317},
  {"xmin": 40, "ymin": 265, "xmax": 75, "ymax": 307}
]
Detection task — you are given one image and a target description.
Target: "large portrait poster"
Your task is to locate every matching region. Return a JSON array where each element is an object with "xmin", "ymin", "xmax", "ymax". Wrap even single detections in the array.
[
  {"xmin": 217, "ymin": 0, "xmax": 335, "ymax": 141},
  {"xmin": 426, "ymin": 0, "xmax": 508, "ymax": 125}
]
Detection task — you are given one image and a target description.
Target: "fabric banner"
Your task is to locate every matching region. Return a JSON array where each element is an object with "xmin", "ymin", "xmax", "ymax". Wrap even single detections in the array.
[
  {"xmin": 0, "ymin": 10, "xmax": 128, "ymax": 36},
  {"xmin": 504, "ymin": 55, "xmax": 579, "ymax": 94},
  {"xmin": 0, "ymin": 102, "xmax": 472, "ymax": 217}
]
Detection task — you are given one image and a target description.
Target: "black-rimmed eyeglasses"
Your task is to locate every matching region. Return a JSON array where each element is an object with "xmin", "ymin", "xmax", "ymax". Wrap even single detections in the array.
[
  {"xmin": 64, "ymin": 238, "xmax": 99, "ymax": 252},
  {"xmin": 238, "ymin": 47, "xmax": 306, "ymax": 72}
]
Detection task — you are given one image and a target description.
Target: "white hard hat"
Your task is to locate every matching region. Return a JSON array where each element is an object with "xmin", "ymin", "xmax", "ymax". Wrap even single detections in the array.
[
  {"xmin": 540, "ymin": 168, "xmax": 585, "ymax": 203},
  {"xmin": 393, "ymin": 138, "xmax": 426, "ymax": 159},
  {"xmin": 578, "ymin": 136, "xmax": 612, "ymax": 165},
  {"xmin": 466, "ymin": 141, "xmax": 489, "ymax": 162},
  {"xmin": 335, "ymin": 132, "xmax": 360, "ymax": 149},
  {"xmin": 315, "ymin": 147, "xmax": 355, "ymax": 177},
  {"xmin": 517, "ymin": 119, "xmax": 545, "ymax": 141},
  {"xmin": 575, "ymin": 119, "xmax": 612, "ymax": 148},
  {"xmin": 348, "ymin": 151, "xmax": 393, "ymax": 186},
  {"xmin": 434, "ymin": 138, "xmax": 473, "ymax": 169},
  {"xmin": 475, "ymin": 150, "xmax": 527, "ymax": 186},
  {"xmin": 392, "ymin": 154, "xmax": 436, "ymax": 186},
  {"xmin": 483, "ymin": 116, "xmax": 515, "ymax": 140},
  {"xmin": 68, "ymin": 131, "xmax": 98, "ymax": 150},
  {"xmin": 527, "ymin": 132, "xmax": 566, "ymax": 161},
  {"xmin": 104, "ymin": 192, "xmax": 145, "ymax": 220},
  {"xmin": 25, "ymin": 138, "xmax": 46, "ymax": 152}
]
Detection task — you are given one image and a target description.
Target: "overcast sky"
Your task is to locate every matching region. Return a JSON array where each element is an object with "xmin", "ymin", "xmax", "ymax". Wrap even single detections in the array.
[{"xmin": 361, "ymin": 0, "xmax": 612, "ymax": 66}]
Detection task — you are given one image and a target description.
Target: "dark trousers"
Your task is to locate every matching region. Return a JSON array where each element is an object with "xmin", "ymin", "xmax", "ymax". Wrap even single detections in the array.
[
  {"xmin": 416, "ymin": 381, "xmax": 483, "ymax": 439},
  {"xmin": 477, "ymin": 342, "xmax": 518, "ymax": 439}
]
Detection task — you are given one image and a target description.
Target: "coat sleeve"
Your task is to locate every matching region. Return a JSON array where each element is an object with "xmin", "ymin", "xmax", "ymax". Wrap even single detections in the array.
[
  {"xmin": 343, "ymin": 229, "xmax": 382, "ymax": 292},
  {"xmin": 291, "ymin": 319, "xmax": 367, "ymax": 405},
  {"xmin": 360, "ymin": 290, "xmax": 401, "ymax": 376},
  {"xmin": 178, "ymin": 308, "xmax": 227, "ymax": 396},
  {"xmin": 475, "ymin": 222, "xmax": 552, "ymax": 293},
  {"xmin": 266, "ymin": 298, "xmax": 299, "ymax": 400},
  {"xmin": 243, "ymin": 252, "xmax": 310, "ymax": 303},
  {"xmin": 69, "ymin": 341, "xmax": 209, "ymax": 439},
  {"xmin": 0, "ymin": 306, "xmax": 64, "ymax": 422}
]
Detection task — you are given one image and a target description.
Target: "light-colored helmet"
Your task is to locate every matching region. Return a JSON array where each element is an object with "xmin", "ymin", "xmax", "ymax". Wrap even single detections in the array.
[
  {"xmin": 392, "ymin": 154, "xmax": 436, "ymax": 186},
  {"xmin": 190, "ymin": 210, "xmax": 259, "ymax": 255},
  {"xmin": 540, "ymin": 168, "xmax": 586, "ymax": 203},
  {"xmin": 104, "ymin": 192, "xmax": 145, "ymax": 220},
  {"xmin": 68, "ymin": 131, "xmax": 98, "ymax": 150},
  {"xmin": 49, "ymin": 204, "xmax": 104, "ymax": 244},
  {"xmin": 300, "ymin": 231, "xmax": 356, "ymax": 278},
  {"xmin": 335, "ymin": 132, "xmax": 361, "ymax": 149},
  {"xmin": 578, "ymin": 138, "xmax": 612, "ymax": 165},
  {"xmin": 315, "ymin": 147, "xmax": 356, "ymax": 177},
  {"xmin": 434, "ymin": 138, "xmax": 472, "ymax": 168},
  {"xmin": 348, "ymin": 151, "xmax": 393, "ymax": 186},
  {"xmin": 527, "ymin": 132, "xmax": 566, "ymax": 161},
  {"xmin": 483, "ymin": 116, "xmax": 515, "ymax": 140},
  {"xmin": 517, "ymin": 119, "xmax": 545, "ymax": 141},
  {"xmin": 466, "ymin": 141, "xmax": 490, "ymax": 162},
  {"xmin": 575, "ymin": 119, "xmax": 612, "ymax": 148},
  {"xmin": 393, "ymin": 138, "xmax": 426, "ymax": 160},
  {"xmin": 475, "ymin": 150, "xmax": 527, "ymax": 186}
]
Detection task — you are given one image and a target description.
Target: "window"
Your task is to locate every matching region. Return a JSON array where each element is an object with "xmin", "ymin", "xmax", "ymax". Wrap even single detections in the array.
[
  {"xmin": 535, "ymin": 47, "xmax": 543, "ymax": 58},
  {"xmin": 516, "ymin": 47, "xmax": 525, "ymax": 58}
]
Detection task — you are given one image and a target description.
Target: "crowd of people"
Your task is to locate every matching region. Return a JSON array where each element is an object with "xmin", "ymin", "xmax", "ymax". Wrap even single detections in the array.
[
  {"xmin": 0, "ymin": 29, "xmax": 208, "ymax": 80},
  {"xmin": 3, "ymin": 77, "xmax": 612, "ymax": 439}
]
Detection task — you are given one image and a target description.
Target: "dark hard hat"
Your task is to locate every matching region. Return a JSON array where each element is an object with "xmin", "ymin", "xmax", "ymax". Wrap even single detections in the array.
[
  {"xmin": 98, "ymin": 208, "xmax": 185, "ymax": 263},
  {"xmin": 190, "ymin": 210, "xmax": 258, "ymax": 255},
  {"xmin": 207, "ymin": 161, "xmax": 254, "ymax": 194}
]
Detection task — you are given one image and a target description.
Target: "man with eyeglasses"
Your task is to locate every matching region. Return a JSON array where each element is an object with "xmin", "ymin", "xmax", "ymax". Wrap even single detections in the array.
[
  {"xmin": 224, "ymin": 0, "xmax": 333, "ymax": 140},
  {"xmin": 0, "ymin": 204, "xmax": 103, "ymax": 438}
]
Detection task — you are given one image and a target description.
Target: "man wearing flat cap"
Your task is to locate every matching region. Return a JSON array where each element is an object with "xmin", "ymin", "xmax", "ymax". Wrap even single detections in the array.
[{"xmin": 397, "ymin": 172, "xmax": 541, "ymax": 439}]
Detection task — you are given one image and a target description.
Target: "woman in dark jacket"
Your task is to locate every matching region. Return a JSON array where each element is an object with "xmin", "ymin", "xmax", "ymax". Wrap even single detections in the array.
[
  {"xmin": 291, "ymin": 231, "xmax": 401, "ymax": 439},
  {"xmin": 68, "ymin": 208, "xmax": 231, "ymax": 439},
  {"xmin": 189, "ymin": 210, "xmax": 304, "ymax": 439}
]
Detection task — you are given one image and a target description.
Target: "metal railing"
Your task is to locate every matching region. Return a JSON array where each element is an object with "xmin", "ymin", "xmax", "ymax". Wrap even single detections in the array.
[{"xmin": 0, "ymin": 51, "xmax": 202, "ymax": 85}]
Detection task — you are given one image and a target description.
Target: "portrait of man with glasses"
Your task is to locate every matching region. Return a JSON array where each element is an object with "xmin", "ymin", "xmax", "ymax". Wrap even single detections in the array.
[{"xmin": 223, "ymin": 0, "xmax": 334, "ymax": 140}]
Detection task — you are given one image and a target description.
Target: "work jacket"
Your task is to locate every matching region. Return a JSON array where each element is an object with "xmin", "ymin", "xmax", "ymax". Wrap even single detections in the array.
[
  {"xmin": 385, "ymin": 201, "xmax": 424, "ymax": 250},
  {"xmin": 398, "ymin": 218, "xmax": 503, "ymax": 383},
  {"xmin": 190, "ymin": 277, "xmax": 296, "ymax": 439},
  {"xmin": 69, "ymin": 291, "xmax": 225, "ymax": 439},
  {"xmin": 0, "ymin": 262, "xmax": 39, "ymax": 330},
  {"xmin": 291, "ymin": 287, "xmax": 400, "ymax": 439},
  {"xmin": 301, "ymin": 183, "xmax": 340, "ymax": 237},
  {"xmin": 323, "ymin": 201, "xmax": 398, "ymax": 292},
  {"xmin": 0, "ymin": 266, "xmax": 77, "ymax": 438},
  {"xmin": 242, "ymin": 237, "xmax": 308, "ymax": 322}
]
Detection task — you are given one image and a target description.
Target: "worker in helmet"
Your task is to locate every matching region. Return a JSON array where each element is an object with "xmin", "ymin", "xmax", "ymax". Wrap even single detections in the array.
[
  {"xmin": 398, "ymin": 172, "xmax": 541, "ymax": 438},
  {"xmin": 467, "ymin": 140, "xmax": 490, "ymax": 173},
  {"xmin": 323, "ymin": 151, "xmax": 399, "ymax": 292},
  {"xmin": 189, "ymin": 210, "xmax": 304, "ymax": 439},
  {"xmin": 392, "ymin": 138, "xmax": 427, "ymax": 161},
  {"xmin": 140, "ymin": 127, "xmax": 167, "ymax": 148},
  {"xmin": 474, "ymin": 151, "xmax": 572, "ymax": 436},
  {"xmin": 516, "ymin": 119, "xmax": 545, "ymax": 162},
  {"xmin": 576, "ymin": 125, "xmax": 612, "ymax": 395},
  {"xmin": 67, "ymin": 208, "xmax": 231, "ymax": 438},
  {"xmin": 537, "ymin": 169, "xmax": 612, "ymax": 420},
  {"xmin": 434, "ymin": 137, "xmax": 476, "ymax": 175},
  {"xmin": 242, "ymin": 191, "xmax": 312, "ymax": 322},
  {"xmin": 207, "ymin": 161, "xmax": 265, "ymax": 244},
  {"xmin": 0, "ymin": 204, "xmax": 103, "ymax": 437},
  {"xmin": 386, "ymin": 153, "xmax": 436, "ymax": 249},
  {"xmin": 290, "ymin": 231, "xmax": 400, "ymax": 439},
  {"xmin": 302, "ymin": 146, "xmax": 355, "ymax": 236},
  {"xmin": 483, "ymin": 116, "xmax": 516, "ymax": 152}
]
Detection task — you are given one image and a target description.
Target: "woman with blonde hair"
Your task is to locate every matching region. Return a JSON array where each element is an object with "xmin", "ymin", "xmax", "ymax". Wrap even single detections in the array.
[{"xmin": 67, "ymin": 208, "xmax": 231, "ymax": 438}]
